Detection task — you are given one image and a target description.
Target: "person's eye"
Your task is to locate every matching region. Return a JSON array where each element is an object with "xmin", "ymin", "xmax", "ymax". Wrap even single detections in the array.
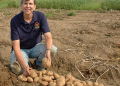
[
  {"xmin": 24, "ymin": 3, "xmax": 27, "ymax": 5},
  {"xmin": 29, "ymin": 3, "xmax": 33, "ymax": 5}
]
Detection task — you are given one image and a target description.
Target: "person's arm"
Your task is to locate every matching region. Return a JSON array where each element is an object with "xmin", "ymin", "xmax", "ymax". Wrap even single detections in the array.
[
  {"xmin": 44, "ymin": 32, "xmax": 52, "ymax": 63},
  {"xmin": 12, "ymin": 40, "xmax": 31, "ymax": 76}
]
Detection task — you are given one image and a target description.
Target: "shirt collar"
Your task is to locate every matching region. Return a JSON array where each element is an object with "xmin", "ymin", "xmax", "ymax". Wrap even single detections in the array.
[
  {"xmin": 19, "ymin": 11, "xmax": 37, "ymax": 24},
  {"xmin": 31, "ymin": 11, "xmax": 37, "ymax": 24}
]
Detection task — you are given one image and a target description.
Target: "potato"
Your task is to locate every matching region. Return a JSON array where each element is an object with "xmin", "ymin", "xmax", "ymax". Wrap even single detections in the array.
[
  {"xmin": 65, "ymin": 73, "xmax": 72, "ymax": 79},
  {"xmin": 42, "ymin": 69, "xmax": 47, "ymax": 75},
  {"xmin": 67, "ymin": 76, "xmax": 76, "ymax": 83},
  {"xmin": 21, "ymin": 78, "xmax": 27, "ymax": 82},
  {"xmin": 27, "ymin": 76, "xmax": 33, "ymax": 83},
  {"xmin": 66, "ymin": 84, "xmax": 74, "ymax": 86},
  {"xmin": 41, "ymin": 81, "xmax": 49, "ymax": 86},
  {"xmin": 66, "ymin": 82, "xmax": 73, "ymax": 85},
  {"xmin": 38, "ymin": 79, "xmax": 42, "ymax": 84},
  {"xmin": 49, "ymin": 80, "xmax": 54, "ymax": 83},
  {"xmin": 46, "ymin": 71, "xmax": 53, "ymax": 76},
  {"xmin": 38, "ymin": 71, "xmax": 42, "ymax": 77},
  {"xmin": 43, "ymin": 74, "xmax": 47, "ymax": 77},
  {"xmin": 48, "ymin": 82, "xmax": 56, "ymax": 86},
  {"xmin": 56, "ymin": 76, "xmax": 65, "ymax": 86},
  {"xmin": 39, "ymin": 77, "xmax": 42, "ymax": 80},
  {"xmin": 57, "ymin": 84, "xmax": 65, "ymax": 86},
  {"xmin": 66, "ymin": 82, "xmax": 74, "ymax": 86},
  {"xmin": 18, "ymin": 74, "xmax": 25, "ymax": 80},
  {"xmin": 42, "ymin": 76, "xmax": 52, "ymax": 82},
  {"xmin": 18, "ymin": 74, "xmax": 27, "ymax": 82},
  {"xmin": 65, "ymin": 73, "xmax": 72, "ymax": 82},
  {"xmin": 74, "ymin": 81, "xmax": 84, "ymax": 86},
  {"xmin": 53, "ymin": 72, "xmax": 59, "ymax": 79},
  {"xmin": 29, "ymin": 69, "xmax": 38, "ymax": 78},
  {"xmin": 53, "ymin": 80, "xmax": 56, "ymax": 83},
  {"xmin": 87, "ymin": 81, "xmax": 93, "ymax": 86},
  {"xmin": 34, "ymin": 77, "xmax": 39, "ymax": 82},
  {"xmin": 81, "ymin": 81, "xmax": 86, "ymax": 86},
  {"xmin": 34, "ymin": 69, "xmax": 39, "ymax": 74},
  {"xmin": 42, "ymin": 57, "xmax": 51, "ymax": 68},
  {"xmin": 49, "ymin": 75, "xmax": 54, "ymax": 80},
  {"xmin": 98, "ymin": 83, "xmax": 104, "ymax": 86},
  {"xmin": 93, "ymin": 82, "xmax": 99, "ymax": 86}
]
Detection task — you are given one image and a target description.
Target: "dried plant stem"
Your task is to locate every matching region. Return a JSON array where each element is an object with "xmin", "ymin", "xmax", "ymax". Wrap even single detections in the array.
[
  {"xmin": 111, "ymin": 66, "xmax": 120, "ymax": 73},
  {"xmin": 110, "ymin": 69, "xmax": 115, "ymax": 80},
  {"xmin": 76, "ymin": 56, "xmax": 120, "ymax": 82},
  {"xmin": 96, "ymin": 69, "xmax": 109, "ymax": 82},
  {"xmin": 86, "ymin": 72, "xmax": 94, "ymax": 81},
  {"xmin": 75, "ymin": 61, "xmax": 86, "ymax": 79},
  {"xmin": 65, "ymin": 49, "xmax": 77, "ymax": 51}
]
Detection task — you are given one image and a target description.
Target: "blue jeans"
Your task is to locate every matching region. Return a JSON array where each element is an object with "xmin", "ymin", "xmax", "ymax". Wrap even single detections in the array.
[{"xmin": 10, "ymin": 43, "xmax": 57, "ymax": 70}]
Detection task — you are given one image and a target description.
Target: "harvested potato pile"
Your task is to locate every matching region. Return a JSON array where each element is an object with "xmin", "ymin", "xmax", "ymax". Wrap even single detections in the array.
[{"xmin": 18, "ymin": 69, "xmax": 104, "ymax": 86}]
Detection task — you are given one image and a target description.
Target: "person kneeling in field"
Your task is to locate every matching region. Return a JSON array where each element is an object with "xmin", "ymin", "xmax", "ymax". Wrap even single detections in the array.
[{"xmin": 10, "ymin": 0, "xmax": 57, "ymax": 76}]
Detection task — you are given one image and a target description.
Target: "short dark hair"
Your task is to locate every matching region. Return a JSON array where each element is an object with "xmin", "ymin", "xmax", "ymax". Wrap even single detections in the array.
[{"xmin": 21, "ymin": 0, "xmax": 36, "ymax": 5}]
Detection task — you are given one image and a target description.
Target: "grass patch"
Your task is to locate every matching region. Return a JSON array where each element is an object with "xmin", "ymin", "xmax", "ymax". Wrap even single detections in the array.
[
  {"xmin": 0, "ymin": 0, "xmax": 20, "ymax": 8},
  {"xmin": 46, "ymin": 13, "xmax": 53, "ymax": 17},
  {"xmin": 44, "ymin": 8, "xmax": 67, "ymax": 20},
  {"xmin": 0, "ymin": 0, "xmax": 120, "ymax": 11},
  {"xmin": 45, "ymin": 8, "xmax": 56, "ymax": 17},
  {"xmin": 0, "ymin": 9, "xmax": 5, "ymax": 12},
  {"xmin": 36, "ymin": 0, "xmax": 100, "ymax": 10},
  {"xmin": 36, "ymin": 0, "xmax": 120, "ymax": 11},
  {"xmin": 0, "ymin": 0, "xmax": 10, "ymax": 8},
  {"xmin": 101, "ymin": 0, "xmax": 120, "ymax": 11},
  {"xmin": 7, "ymin": 1, "xmax": 19, "ymax": 8},
  {"xmin": 68, "ymin": 11, "xmax": 75, "ymax": 16},
  {"xmin": 80, "ymin": 2, "xmax": 101, "ymax": 10},
  {"xmin": 6, "ymin": 12, "xmax": 12, "ymax": 15}
]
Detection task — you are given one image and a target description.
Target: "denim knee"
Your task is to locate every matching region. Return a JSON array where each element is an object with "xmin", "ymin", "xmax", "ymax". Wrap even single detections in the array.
[
  {"xmin": 51, "ymin": 45, "xmax": 57, "ymax": 58},
  {"xmin": 10, "ymin": 50, "xmax": 29, "ymax": 66}
]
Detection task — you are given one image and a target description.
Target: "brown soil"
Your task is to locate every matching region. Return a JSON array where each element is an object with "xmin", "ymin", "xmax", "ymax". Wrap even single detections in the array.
[{"xmin": 0, "ymin": 8, "xmax": 120, "ymax": 86}]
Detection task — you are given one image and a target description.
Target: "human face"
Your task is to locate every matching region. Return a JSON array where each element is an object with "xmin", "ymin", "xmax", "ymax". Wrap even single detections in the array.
[{"xmin": 21, "ymin": 0, "xmax": 36, "ymax": 15}]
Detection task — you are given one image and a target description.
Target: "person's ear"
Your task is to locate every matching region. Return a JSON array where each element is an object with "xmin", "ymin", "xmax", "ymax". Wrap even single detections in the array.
[
  {"xmin": 34, "ymin": 5, "xmax": 36, "ymax": 10},
  {"xmin": 21, "ymin": 4, "xmax": 22, "ymax": 9}
]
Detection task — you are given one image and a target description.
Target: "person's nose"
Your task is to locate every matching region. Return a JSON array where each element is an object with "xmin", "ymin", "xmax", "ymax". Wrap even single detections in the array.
[{"xmin": 26, "ymin": 4, "xmax": 30, "ymax": 7}]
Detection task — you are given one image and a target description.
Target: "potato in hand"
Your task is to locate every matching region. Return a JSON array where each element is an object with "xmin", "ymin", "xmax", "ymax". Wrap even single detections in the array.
[{"xmin": 42, "ymin": 57, "xmax": 51, "ymax": 68}]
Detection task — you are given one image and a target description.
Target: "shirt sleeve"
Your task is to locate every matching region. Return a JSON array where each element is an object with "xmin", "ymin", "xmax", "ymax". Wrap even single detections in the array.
[
  {"xmin": 40, "ymin": 13, "xmax": 50, "ymax": 34},
  {"xmin": 10, "ymin": 19, "xmax": 19, "ymax": 41}
]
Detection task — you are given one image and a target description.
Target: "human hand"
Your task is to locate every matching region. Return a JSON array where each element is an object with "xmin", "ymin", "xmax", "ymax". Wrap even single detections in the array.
[
  {"xmin": 23, "ymin": 66, "xmax": 32, "ymax": 76},
  {"xmin": 45, "ymin": 50, "xmax": 51, "ymax": 66}
]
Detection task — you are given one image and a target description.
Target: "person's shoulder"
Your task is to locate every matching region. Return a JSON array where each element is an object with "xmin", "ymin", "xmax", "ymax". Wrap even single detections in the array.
[
  {"xmin": 34, "ymin": 11, "xmax": 45, "ymax": 16},
  {"xmin": 11, "ymin": 12, "xmax": 22, "ymax": 22}
]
